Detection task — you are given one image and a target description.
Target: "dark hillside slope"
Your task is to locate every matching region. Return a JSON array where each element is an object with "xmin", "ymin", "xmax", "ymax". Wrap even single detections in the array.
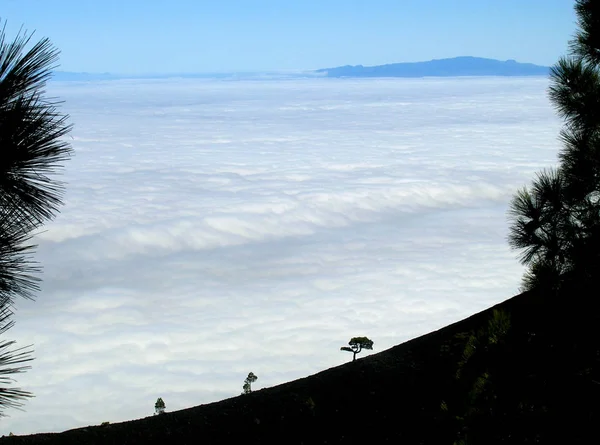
[{"xmin": 3, "ymin": 285, "xmax": 599, "ymax": 444}]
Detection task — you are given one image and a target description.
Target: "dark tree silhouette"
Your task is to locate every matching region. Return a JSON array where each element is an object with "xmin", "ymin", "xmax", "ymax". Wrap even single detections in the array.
[
  {"xmin": 154, "ymin": 397, "xmax": 166, "ymax": 415},
  {"xmin": 341, "ymin": 336, "xmax": 374, "ymax": 362},
  {"xmin": 508, "ymin": 0, "xmax": 600, "ymax": 291},
  {"xmin": 0, "ymin": 20, "xmax": 73, "ymax": 414},
  {"xmin": 242, "ymin": 372, "xmax": 257, "ymax": 394}
]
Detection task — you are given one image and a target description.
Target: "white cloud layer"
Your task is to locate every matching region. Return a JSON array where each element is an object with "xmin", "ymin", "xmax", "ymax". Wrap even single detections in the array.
[{"xmin": 3, "ymin": 76, "xmax": 561, "ymax": 434}]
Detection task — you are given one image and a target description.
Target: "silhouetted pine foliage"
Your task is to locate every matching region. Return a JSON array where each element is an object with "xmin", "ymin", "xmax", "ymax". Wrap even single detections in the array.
[
  {"xmin": 0, "ymin": 19, "xmax": 72, "ymax": 415},
  {"xmin": 508, "ymin": 0, "xmax": 600, "ymax": 291}
]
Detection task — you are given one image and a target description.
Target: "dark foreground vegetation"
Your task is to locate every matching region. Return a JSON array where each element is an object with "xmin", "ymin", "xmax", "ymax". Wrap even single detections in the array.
[{"xmin": 1, "ymin": 282, "xmax": 598, "ymax": 444}]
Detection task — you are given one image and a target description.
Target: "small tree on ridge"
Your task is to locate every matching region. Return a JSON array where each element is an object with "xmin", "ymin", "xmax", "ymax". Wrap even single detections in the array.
[
  {"xmin": 341, "ymin": 336, "xmax": 374, "ymax": 361},
  {"xmin": 154, "ymin": 397, "xmax": 165, "ymax": 415},
  {"xmin": 242, "ymin": 372, "xmax": 257, "ymax": 394}
]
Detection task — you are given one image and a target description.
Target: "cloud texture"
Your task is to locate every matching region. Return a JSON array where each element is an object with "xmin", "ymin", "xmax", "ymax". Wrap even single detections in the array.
[{"xmin": 3, "ymin": 76, "xmax": 561, "ymax": 434}]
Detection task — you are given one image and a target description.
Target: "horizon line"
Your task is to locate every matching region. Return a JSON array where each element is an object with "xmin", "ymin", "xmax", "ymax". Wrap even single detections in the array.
[{"xmin": 52, "ymin": 56, "xmax": 551, "ymax": 77}]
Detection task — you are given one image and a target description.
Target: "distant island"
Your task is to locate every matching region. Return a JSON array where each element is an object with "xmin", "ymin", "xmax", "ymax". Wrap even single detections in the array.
[
  {"xmin": 315, "ymin": 56, "xmax": 550, "ymax": 78},
  {"xmin": 50, "ymin": 57, "xmax": 550, "ymax": 82}
]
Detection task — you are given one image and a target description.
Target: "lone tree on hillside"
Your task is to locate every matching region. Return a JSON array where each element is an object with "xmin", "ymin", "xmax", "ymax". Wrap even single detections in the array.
[
  {"xmin": 242, "ymin": 372, "xmax": 257, "ymax": 394},
  {"xmin": 0, "ymin": 20, "xmax": 73, "ymax": 414},
  {"xmin": 341, "ymin": 336, "xmax": 374, "ymax": 362},
  {"xmin": 154, "ymin": 397, "xmax": 166, "ymax": 415},
  {"xmin": 507, "ymin": 0, "xmax": 600, "ymax": 292}
]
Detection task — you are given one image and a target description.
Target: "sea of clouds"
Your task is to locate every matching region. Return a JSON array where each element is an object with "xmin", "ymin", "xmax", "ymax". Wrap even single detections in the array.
[{"xmin": 3, "ymin": 76, "xmax": 561, "ymax": 434}]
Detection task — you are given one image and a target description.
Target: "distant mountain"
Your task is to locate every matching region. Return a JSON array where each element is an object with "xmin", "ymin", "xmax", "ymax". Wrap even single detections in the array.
[
  {"xmin": 50, "ymin": 58, "xmax": 549, "ymax": 82},
  {"xmin": 315, "ymin": 56, "xmax": 550, "ymax": 78}
]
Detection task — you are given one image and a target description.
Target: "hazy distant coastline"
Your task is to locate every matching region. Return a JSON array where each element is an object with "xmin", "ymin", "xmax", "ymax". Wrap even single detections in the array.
[
  {"xmin": 51, "ymin": 56, "xmax": 550, "ymax": 82},
  {"xmin": 49, "ymin": 71, "xmax": 322, "ymax": 82}
]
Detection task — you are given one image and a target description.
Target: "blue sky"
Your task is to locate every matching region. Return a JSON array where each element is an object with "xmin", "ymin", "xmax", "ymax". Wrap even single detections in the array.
[{"xmin": 3, "ymin": 1, "xmax": 576, "ymax": 76}]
